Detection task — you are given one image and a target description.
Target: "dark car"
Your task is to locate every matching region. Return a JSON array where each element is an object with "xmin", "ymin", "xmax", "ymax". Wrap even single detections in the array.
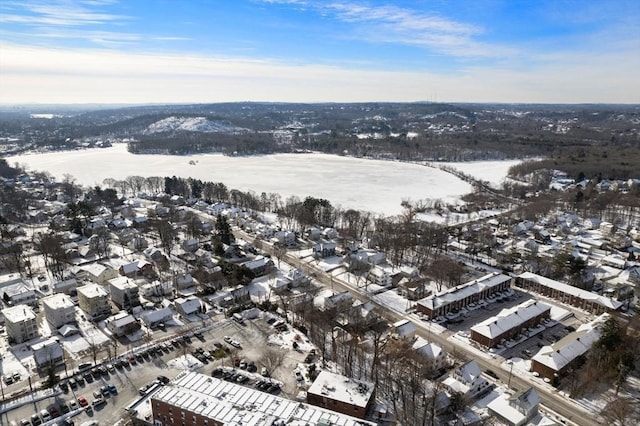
[
  {"xmin": 485, "ymin": 370, "xmax": 499, "ymax": 379},
  {"xmin": 157, "ymin": 375, "xmax": 170, "ymax": 385},
  {"xmin": 59, "ymin": 381, "xmax": 69, "ymax": 392}
]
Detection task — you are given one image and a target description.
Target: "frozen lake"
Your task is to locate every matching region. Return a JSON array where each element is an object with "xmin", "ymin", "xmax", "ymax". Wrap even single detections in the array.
[{"xmin": 8, "ymin": 144, "xmax": 520, "ymax": 215}]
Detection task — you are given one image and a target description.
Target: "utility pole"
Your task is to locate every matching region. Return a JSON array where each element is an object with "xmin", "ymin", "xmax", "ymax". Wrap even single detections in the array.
[{"xmin": 507, "ymin": 360, "xmax": 514, "ymax": 389}]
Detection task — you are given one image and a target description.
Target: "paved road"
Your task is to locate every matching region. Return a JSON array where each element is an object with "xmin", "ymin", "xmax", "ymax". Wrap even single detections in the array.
[{"xmin": 235, "ymin": 228, "xmax": 602, "ymax": 426}]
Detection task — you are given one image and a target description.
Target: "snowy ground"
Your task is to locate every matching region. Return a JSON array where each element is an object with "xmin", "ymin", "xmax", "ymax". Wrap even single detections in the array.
[
  {"xmin": 8, "ymin": 144, "xmax": 524, "ymax": 216},
  {"xmin": 440, "ymin": 159, "xmax": 527, "ymax": 188}
]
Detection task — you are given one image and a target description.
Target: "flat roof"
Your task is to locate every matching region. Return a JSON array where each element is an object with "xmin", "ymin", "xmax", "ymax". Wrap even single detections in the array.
[
  {"xmin": 152, "ymin": 371, "xmax": 376, "ymax": 426},
  {"xmin": 42, "ymin": 293, "xmax": 75, "ymax": 310},
  {"xmin": 1, "ymin": 304, "xmax": 36, "ymax": 323},
  {"xmin": 306, "ymin": 370, "xmax": 374, "ymax": 409},
  {"xmin": 77, "ymin": 283, "xmax": 108, "ymax": 298}
]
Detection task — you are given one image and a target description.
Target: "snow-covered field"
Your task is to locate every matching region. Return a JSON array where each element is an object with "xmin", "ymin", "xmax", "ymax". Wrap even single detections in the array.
[
  {"xmin": 440, "ymin": 159, "xmax": 525, "ymax": 188},
  {"xmin": 8, "ymin": 144, "xmax": 523, "ymax": 216}
]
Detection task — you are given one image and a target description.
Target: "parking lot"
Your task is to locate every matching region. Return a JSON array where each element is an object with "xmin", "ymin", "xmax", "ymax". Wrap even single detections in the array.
[{"xmin": 1, "ymin": 314, "xmax": 313, "ymax": 425}]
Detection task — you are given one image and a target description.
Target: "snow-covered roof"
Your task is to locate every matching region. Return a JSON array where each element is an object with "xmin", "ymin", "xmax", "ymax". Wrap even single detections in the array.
[
  {"xmin": 106, "ymin": 311, "xmax": 137, "ymax": 328},
  {"xmin": 487, "ymin": 387, "xmax": 539, "ymax": 424},
  {"xmin": 412, "ymin": 336, "xmax": 444, "ymax": 359},
  {"xmin": 175, "ymin": 296, "xmax": 201, "ymax": 315},
  {"xmin": 393, "ymin": 319, "xmax": 416, "ymax": 337},
  {"xmin": 32, "ymin": 338, "xmax": 63, "ymax": 363},
  {"xmin": 418, "ymin": 272, "xmax": 511, "ymax": 310},
  {"xmin": 152, "ymin": 371, "xmax": 376, "ymax": 425},
  {"xmin": 517, "ymin": 272, "xmax": 622, "ymax": 310},
  {"xmin": 109, "ymin": 276, "xmax": 138, "ymax": 290},
  {"xmin": 41, "ymin": 293, "xmax": 74, "ymax": 310},
  {"xmin": 77, "ymin": 283, "xmax": 108, "ymax": 299},
  {"xmin": 471, "ymin": 300, "xmax": 551, "ymax": 339},
  {"xmin": 456, "ymin": 360, "xmax": 483, "ymax": 385},
  {"xmin": 142, "ymin": 307, "xmax": 173, "ymax": 323},
  {"xmin": 532, "ymin": 313, "xmax": 608, "ymax": 371},
  {"xmin": 307, "ymin": 370, "xmax": 374, "ymax": 409},
  {"xmin": 1, "ymin": 304, "xmax": 36, "ymax": 323}
]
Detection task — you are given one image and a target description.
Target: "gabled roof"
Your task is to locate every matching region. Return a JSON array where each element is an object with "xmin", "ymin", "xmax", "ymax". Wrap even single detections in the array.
[
  {"xmin": 532, "ymin": 313, "xmax": 608, "ymax": 371},
  {"xmin": 517, "ymin": 272, "xmax": 622, "ymax": 310},
  {"xmin": 471, "ymin": 300, "xmax": 550, "ymax": 339}
]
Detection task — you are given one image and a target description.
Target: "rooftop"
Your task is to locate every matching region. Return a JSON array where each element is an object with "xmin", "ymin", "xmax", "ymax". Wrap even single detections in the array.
[
  {"xmin": 152, "ymin": 371, "xmax": 376, "ymax": 426},
  {"xmin": 1, "ymin": 304, "xmax": 36, "ymax": 323},
  {"xmin": 41, "ymin": 293, "xmax": 75, "ymax": 310},
  {"xmin": 418, "ymin": 272, "xmax": 511, "ymax": 311},
  {"xmin": 307, "ymin": 370, "xmax": 375, "ymax": 409},
  {"xmin": 517, "ymin": 272, "xmax": 622, "ymax": 310},
  {"xmin": 471, "ymin": 299, "xmax": 551, "ymax": 339},
  {"xmin": 77, "ymin": 283, "xmax": 108, "ymax": 298},
  {"xmin": 532, "ymin": 313, "xmax": 608, "ymax": 371}
]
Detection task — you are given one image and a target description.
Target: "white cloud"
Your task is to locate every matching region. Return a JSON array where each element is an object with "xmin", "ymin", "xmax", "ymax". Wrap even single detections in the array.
[
  {"xmin": 1, "ymin": 43, "xmax": 638, "ymax": 104},
  {"xmin": 0, "ymin": 0, "xmax": 129, "ymax": 26}
]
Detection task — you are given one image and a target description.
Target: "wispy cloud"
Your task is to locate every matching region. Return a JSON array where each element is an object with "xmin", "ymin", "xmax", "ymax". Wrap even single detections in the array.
[
  {"xmin": 0, "ymin": 0, "xmax": 129, "ymax": 27},
  {"xmin": 261, "ymin": 0, "xmax": 515, "ymax": 58}
]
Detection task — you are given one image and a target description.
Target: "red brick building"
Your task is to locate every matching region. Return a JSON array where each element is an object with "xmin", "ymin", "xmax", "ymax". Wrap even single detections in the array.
[
  {"xmin": 306, "ymin": 371, "xmax": 375, "ymax": 419},
  {"xmin": 470, "ymin": 300, "xmax": 551, "ymax": 348}
]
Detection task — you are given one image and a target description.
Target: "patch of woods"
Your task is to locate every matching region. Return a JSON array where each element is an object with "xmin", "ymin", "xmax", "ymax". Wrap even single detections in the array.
[{"xmin": 565, "ymin": 316, "xmax": 640, "ymax": 425}]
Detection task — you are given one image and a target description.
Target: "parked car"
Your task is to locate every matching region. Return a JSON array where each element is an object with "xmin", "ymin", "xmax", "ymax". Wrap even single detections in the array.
[
  {"xmin": 157, "ymin": 375, "xmax": 170, "ymax": 385},
  {"xmin": 108, "ymin": 383, "xmax": 117, "ymax": 394},
  {"xmin": 92, "ymin": 396, "xmax": 105, "ymax": 407},
  {"xmin": 77, "ymin": 396, "xmax": 88, "ymax": 407}
]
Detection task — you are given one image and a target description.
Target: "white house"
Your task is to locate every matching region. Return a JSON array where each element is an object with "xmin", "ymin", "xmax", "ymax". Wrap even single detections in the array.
[
  {"xmin": 174, "ymin": 296, "xmax": 203, "ymax": 318},
  {"xmin": 108, "ymin": 276, "xmax": 140, "ymax": 309},
  {"xmin": 443, "ymin": 360, "xmax": 492, "ymax": 399},
  {"xmin": 77, "ymin": 283, "xmax": 111, "ymax": 321},
  {"xmin": 141, "ymin": 307, "xmax": 173, "ymax": 328},
  {"xmin": 391, "ymin": 319, "xmax": 416, "ymax": 340},
  {"xmin": 2, "ymin": 304, "xmax": 39, "ymax": 343},
  {"xmin": 412, "ymin": 336, "xmax": 447, "ymax": 371},
  {"xmin": 105, "ymin": 311, "xmax": 140, "ymax": 337},
  {"xmin": 487, "ymin": 387, "xmax": 540, "ymax": 426},
  {"xmin": 32, "ymin": 337, "xmax": 64, "ymax": 371},
  {"xmin": 41, "ymin": 294, "xmax": 76, "ymax": 329}
]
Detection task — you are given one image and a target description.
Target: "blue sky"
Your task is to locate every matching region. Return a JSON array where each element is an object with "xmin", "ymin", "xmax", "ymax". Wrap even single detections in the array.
[{"xmin": 1, "ymin": 0, "xmax": 638, "ymax": 104}]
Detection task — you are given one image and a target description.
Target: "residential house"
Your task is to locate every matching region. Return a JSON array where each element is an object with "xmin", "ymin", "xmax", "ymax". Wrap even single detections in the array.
[
  {"xmin": 108, "ymin": 276, "xmax": 140, "ymax": 310},
  {"xmin": 470, "ymin": 300, "xmax": 551, "ymax": 348},
  {"xmin": 306, "ymin": 370, "xmax": 375, "ymax": 419},
  {"xmin": 1, "ymin": 281, "xmax": 36, "ymax": 306},
  {"xmin": 487, "ymin": 387, "xmax": 540, "ymax": 426},
  {"xmin": 182, "ymin": 238, "xmax": 199, "ymax": 252},
  {"xmin": 242, "ymin": 256, "xmax": 274, "ymax": 277},
  {"xmin": 77, "ymin": 283, "xmax": 111, "ymax": 321},
  {"xmin": 313, "ymin": 241, "xmax": 337, "ymax": 258},
  {"xmin": 325, "ymin": 291, "xmax": 354, "ymax": 312},
  {"xmin": 396, "ymin": 276, "xmax": 430, "ymax": 301},
  {"xmin": 80, "ymin": 262, "xmax": 118, "ymax": 285},
  {"xmin": 2, "ymin": 304, "xmax": 39, "ymax": 343},
  {"xmin": 41, "ymin": 294, "xmax": 76, "ymax": 329},
  {"xmin": 175, "ymin": 273, "xmax": 197, "ymax": 290},
  {"xmin": 119, "ymin": 259, "xmax": 153, "ymax": 277},
  {"xmin": 443, "ymin": 360, "xmax": 492, "ymax": 400},
  {"xmin": 141, "ymin": 307, "xmax": 173, "ymax": 329},
  {"xmin": 272, "ymin": 230, "xmax": 296, "ymax": 247},
  {"xmin": 105, "ymin": 311, "xmax": 140, "ymax": 337},
  {"xmin": 391, "ymin": 319, "xmax": 416, "ymax": 340},
  {"xmin": 174, "ymin": 296, "xmax": 203, "ymax": 318},
  {"xmin": 413, "ymin": 337, "xmax": 447, "ymax": 372},
  {"xmin": 368, "ymin": 266, "xmax": 392, "ymax": 287},
  {"xmin": 52, "ymin": 277, "xmax": 78, "ymax": 297},
  {"xmin": 32, "ymin": 338, "xmax": 64, "ymax": 371}
]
